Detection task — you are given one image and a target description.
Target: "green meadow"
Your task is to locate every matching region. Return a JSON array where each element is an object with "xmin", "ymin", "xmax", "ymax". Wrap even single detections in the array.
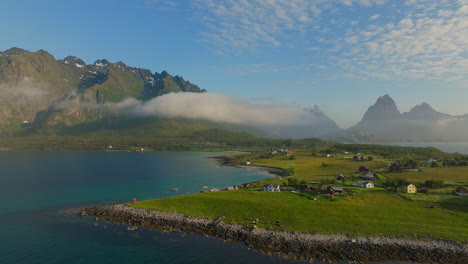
[
  {"xmin": 131, "ymin": 150, "xmax": 468, "ymax": 241},
  {"xmin": 131, "ymin": 190, "xmax": 468, "ymax": 241}
]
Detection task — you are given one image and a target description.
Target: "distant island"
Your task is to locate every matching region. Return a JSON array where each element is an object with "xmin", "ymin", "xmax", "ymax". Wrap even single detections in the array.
[{"xmin": 70, "ymin": 144, "xmax": 468, "ymax": 263}]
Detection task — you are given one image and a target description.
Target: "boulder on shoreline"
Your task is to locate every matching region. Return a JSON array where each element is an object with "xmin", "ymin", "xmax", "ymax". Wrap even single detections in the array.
[{"xmin": 68, "ymin": 204, "xmax": 468, "ymax": 263}]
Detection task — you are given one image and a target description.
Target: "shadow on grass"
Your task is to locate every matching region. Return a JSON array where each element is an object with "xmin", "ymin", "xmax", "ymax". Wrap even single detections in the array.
[{"xmin": 437, "ymin": 197, "xmax": 468, "ymax": 213}]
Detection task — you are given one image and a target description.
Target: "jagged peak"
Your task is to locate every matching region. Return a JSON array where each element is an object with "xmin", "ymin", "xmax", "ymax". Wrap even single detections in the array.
[
  {"xmin": 409, "ymin": 102, "xmax": 435, "ymax": 112},
  {"xmin": 61, "ymin": 55, "xmax": 86, "ymax": 68},
  {"xmin": 160, "ymin": 70, "xmax": 170, "ymax": 77},
  {"xmin": 361, "ymin": 94, "xmax": 400, "ymax": 121},
  {"xmin": 94, "ymin": 59, "xmax": 110, "ymax": 68},
  {"xmin": 376, "ymin": 94, "xmax": 395, "ymax": 103}
]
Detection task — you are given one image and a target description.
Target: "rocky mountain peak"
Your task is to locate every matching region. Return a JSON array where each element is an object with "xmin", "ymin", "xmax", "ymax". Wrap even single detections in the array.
[
  {"xmin": 61, "ymin": 56, "xmax": 86, "ymax": 68},
  {"xmin": 402, "ymin": 102, "xmax": 451, "ymax": 120},
  {"xmin": 361, "ymin": 94, "xmax": 400, "ymax": 121},
  {"xmin": 94, "ymin": 59, "xmax": 110, "ymax": 68}
]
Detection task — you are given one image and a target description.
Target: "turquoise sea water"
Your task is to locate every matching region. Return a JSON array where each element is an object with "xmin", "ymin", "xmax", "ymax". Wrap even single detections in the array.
[{"xmin": 0, "ymin": 151, "xmax": 302, "ymax": 264}]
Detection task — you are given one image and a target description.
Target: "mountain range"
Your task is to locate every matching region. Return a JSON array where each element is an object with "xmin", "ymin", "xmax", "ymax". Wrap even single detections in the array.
[
  {"xmin": 0, "ymin": 47, "xmax": 467, "ymax": 143},
  {"xmin": 339, "ymin": 95, "xmax": 468, "ymax": 142}
]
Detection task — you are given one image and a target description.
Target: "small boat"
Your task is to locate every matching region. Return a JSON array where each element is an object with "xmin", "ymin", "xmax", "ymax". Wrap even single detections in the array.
[{"xmin": 171, "ymin": 188, "xmax": 179, "ymax": 192}]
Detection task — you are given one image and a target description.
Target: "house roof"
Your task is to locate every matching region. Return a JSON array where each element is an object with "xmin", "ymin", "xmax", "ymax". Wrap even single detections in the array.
[
  {"xmin": 263, "ymin": 184, "xmax": 280, "ymax": 188},
  {"xmin": 359, "ymin": 166, "xmax": 370, "ymax": 171}
]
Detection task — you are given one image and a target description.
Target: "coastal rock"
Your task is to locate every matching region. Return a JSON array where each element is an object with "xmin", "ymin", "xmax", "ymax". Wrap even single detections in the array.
[{"xmin": 68, "ymin": 204, "xmax": 468, "ymax": 263}]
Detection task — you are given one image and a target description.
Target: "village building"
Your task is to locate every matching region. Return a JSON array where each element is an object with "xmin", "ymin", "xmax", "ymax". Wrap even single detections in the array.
[
  {"xmin": 336, "ymin": 173, "xmax": 345, "ymax": 181},
  {"xmin": 263, "ymin": 183, "xmax": 280, "ymax": 192},
  {"xmin": 401, "ymin": 183, "xmax": 417, "ymax": 193},
  {"xmin": 354, "ymin": 156, "xmax": 367, "ymax": 161},
  {"xmin": 245, "ymin": 161, "xmax": 252, "ymax": 165},
  {"xmin": 359, "ymin": 165, "xmax": 370, "ymax": 173},
  {"xmin": 357, "ymin": 181, "xmax": 374, "ymax": 188},
  {"xmin": 331, "ymin": 186, "xmax": 343, "ymax": 195},
  {"xmin": 455, "ymin": 186, "xmax": 468, "ymax": 196}
]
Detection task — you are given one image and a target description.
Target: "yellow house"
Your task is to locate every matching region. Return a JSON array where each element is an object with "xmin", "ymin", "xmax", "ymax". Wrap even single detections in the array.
[{"xmin": 401, "ymin": 183, "xmax": 417, "ymax": 193}]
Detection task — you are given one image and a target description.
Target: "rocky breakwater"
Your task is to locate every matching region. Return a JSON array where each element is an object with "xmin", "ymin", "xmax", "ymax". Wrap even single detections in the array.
[{"xmin": 69, "ymin": 204, "xmax": 468, "ymax": 263}]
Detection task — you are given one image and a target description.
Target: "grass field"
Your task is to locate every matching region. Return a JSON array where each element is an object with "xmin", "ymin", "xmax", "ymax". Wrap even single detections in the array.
[
  {"xmin": 131, "ymin": 149, "xmax": 468, "ymax": 242},
  {"xmin": 230, "ymin": 150, "xmax": 388, "ymax": 181},
  {"xmin": 387, "ymin": 167, "xmax": 468, "ymax": 183},
  {"xmin": 131, "ymin": 190, "xmax": 468, "ymax": 241}
]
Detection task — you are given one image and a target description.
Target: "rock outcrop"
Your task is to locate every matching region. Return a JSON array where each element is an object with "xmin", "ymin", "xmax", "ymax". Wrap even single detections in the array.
[{"xmin": 69, "ymin": 204, "xmax": 468, "ymax": 263}]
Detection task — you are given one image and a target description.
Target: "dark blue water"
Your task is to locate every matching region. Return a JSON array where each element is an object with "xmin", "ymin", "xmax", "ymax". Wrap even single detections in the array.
[{"xmin": 0, "ymin": 151, "xmax": 302, "ymax": 264}]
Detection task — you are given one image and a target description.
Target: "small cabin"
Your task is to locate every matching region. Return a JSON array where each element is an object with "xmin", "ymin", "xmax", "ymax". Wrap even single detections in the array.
[
  {"xmin": 455, "ymin": 186, "xmax": 468, "ymax": 196},
  {"xmin": 336, "ymin": 173, "xmax": 345, "ymax": 181},
  {"xmin": 359, "ymin": 166, "xmax": 370, "ymax": 173}
]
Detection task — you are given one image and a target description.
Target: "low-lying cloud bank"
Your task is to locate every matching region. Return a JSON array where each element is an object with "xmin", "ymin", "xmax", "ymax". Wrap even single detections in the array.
[{"xmin": 103, "ymin": 92, "xmax": 321, "ymax": 126}]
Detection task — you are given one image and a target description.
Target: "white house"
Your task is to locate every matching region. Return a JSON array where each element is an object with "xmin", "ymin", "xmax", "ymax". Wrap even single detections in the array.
[
  {"xmin": 246, "ymin": 161, "xmax": 252, "ymax": 165},
  {"xmin": 263, "ymin": 184, "xmax": 280, "ymax": 192},
  {"xmin": 357, "ymin": 181, "xmax": 374, "ymax": 188}
]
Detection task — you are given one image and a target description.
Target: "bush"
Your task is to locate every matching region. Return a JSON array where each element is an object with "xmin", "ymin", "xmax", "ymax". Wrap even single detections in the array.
[
  {"xmin": 425, "ymin": 180, "xmax": 444, "ymax": 188},
  {"xmin": 287, "ymin": 178, "xmax": 298, "ymax": 186}
]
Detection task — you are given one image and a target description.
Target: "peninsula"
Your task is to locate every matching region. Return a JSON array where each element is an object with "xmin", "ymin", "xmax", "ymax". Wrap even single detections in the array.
[{"xmin": 71, "ymin": 144, "xmax": 468, "ymax": 263}]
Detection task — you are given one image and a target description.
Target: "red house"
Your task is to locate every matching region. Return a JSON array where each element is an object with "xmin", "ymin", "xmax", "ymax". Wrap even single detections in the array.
[{"xmin": 358, "ymin": 166, "xmax": 370, "ymax": 173}]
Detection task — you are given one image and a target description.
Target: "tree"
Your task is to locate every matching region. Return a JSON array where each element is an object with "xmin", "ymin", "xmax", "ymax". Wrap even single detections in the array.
[
  {"xmin": 287, "ymin": 178, "xmax": 298, "ymax": 186},
  {"xmin": 367, "ymin": 156, "xmax": 374, "ymax": 161}
]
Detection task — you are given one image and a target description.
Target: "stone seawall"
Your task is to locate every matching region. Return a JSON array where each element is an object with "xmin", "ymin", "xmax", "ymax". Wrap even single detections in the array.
[{"xmin": 69, "ymin": 204, "xmax": 468, "ymax": 263}]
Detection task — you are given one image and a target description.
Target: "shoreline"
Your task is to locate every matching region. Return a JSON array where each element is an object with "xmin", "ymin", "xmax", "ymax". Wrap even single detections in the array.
[
  {"xmin": 210, "ymin": 155, "xmax": 286, "ymax": 177},
  {"xmin": 69, "ymin": 204, "xmax": 468, "ymax": 263}
]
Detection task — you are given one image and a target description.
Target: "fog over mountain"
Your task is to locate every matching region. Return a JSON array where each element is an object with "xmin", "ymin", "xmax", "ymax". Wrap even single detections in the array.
[
  {"xmin": 1, "ymin": 48, "xmax": 468, "ymax": 141},
  {"xmin": 0, "ymin": 48, "xmax": 340, "ymax": 139}
]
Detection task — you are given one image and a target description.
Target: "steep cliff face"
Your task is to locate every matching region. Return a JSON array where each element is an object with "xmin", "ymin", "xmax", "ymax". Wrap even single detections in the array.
[{"xmin": 0, "ymin": 48, "xmax": 206, "ymax": 132}]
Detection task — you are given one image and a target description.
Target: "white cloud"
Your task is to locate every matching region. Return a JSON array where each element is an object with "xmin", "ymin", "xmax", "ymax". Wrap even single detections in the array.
[
  {"xmin": 316, "ymin": 0, "xmax": 468, "ymax": 83},
  {"xmin": 104, "ymin": 92, "xmax": 319, "ymax": 126},
  {"xmin": 194, "ymin": 0, "xmax": 387, "ymax": 53},
  {"xmin": 369, "ymin": 14, "xmax": 380, "ymax": 20},
  {"xmin": 0, "ymin": 77, "xmax": 49, "ymax": 98}
]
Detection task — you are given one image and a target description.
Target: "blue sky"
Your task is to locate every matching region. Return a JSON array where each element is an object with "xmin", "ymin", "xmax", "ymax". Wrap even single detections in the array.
[{"xmin": 1, "ymin": 0, "xmax": 467, "ymax": 128}]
